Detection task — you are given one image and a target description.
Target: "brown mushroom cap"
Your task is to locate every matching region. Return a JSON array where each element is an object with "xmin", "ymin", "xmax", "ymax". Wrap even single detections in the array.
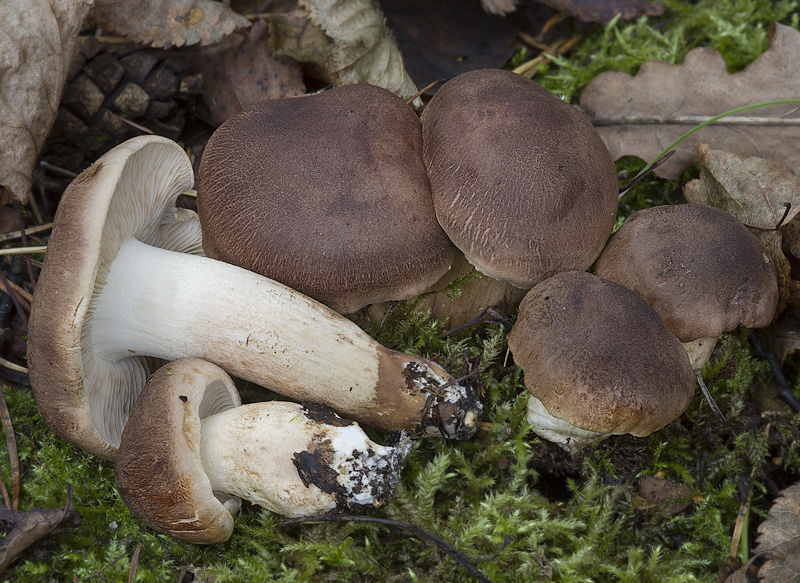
[
  {"xmin": 115, "ymin": 358, "xmax": 242, "ymax": 544},
  {"xmin": 593, "ymin": 204, "xmax": 779, "ymax": 343},
  {"xmin": 422, "ymin": 69, "xmax": 619, "ymax": 289},
  {"xmin": 116, "ymin": 358, "xmax": 413, "ymax": 544},
  {"xmin": 508, "ymin": 271, "xmax": 695, "ymax": 444},
  {"xmin": 197, "ymin": 83, "xmax": 456, "ymax": 314},
  {"xmin": 28, "ymin": 136, "xmax": 202, "ymax": 460}
]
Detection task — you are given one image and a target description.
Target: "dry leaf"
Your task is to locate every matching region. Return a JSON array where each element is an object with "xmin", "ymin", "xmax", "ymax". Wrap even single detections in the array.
[
  {"xmin": 755, "ymin": 482, "xmax": 800, "ymax": 582},
  {"xmin": 581, "ymin": 22, "xmax": 800, "ymax": 179},
  {"xmin": 272, "ymin": 0, "xmax": 419, "ymax": 102},
  {"xmin": 0, "ymin": 0, "xmax": 92, "ymax": 204},
  {"xmin": 637, "ymin": 476, "xmax": 691, "ymax": 516},
  {"xmin": 382, "ymin": 0, "xmax": 518, "ymax": 95},
  {"xmin": 187, "ymin": 20, "xmax": 305, "ymax": 126},
  {"xmin": 683, "ymin": 144, "xmax": 800, "ymax": 312},
  {"xmin": 0, "ymin": 487, "xmax": 77, "ymax": 575},
  {"xmin": 92, "ymin": 0, "xmax": 249, "ymax": 48},
  {"xmin": 538, "ymin": 0, "xmax": 664, "ymax": 23}
]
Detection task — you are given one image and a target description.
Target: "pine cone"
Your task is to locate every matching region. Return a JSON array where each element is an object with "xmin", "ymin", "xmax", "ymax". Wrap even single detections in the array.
[{"xmin": 50, "ymin": 36, "xmax": 203, "ymax": 159}]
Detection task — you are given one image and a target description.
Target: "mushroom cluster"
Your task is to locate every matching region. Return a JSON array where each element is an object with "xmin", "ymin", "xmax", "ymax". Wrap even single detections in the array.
[
  {"xmin": 27, "ymin": 134, "xmax": 482, "ymax": 541},
  {"xmin": 196, "ymin": 69, "xmax": 620, "ymax": 325},
  {"xmin": 27, "ymin": 67, "xmax": 781, "ymax": 543}
]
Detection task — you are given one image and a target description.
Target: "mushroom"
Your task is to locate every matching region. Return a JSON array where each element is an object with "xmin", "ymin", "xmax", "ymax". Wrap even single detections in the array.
[
  {"xmin": 115, "ymin": 358, "xmax": 411, "ymax": 544},
  {"xmin": 421, "ymin": 68, "xmax": 619, "ymax": 290},
  {"xmin": 196, "ymin": 83, "xmax": 456, "ymax": 315},
  {"xmin": 507, "ymin": 271, "xmax": 695, "ymax": 449},
  {"xmin": 27, "ymin": 135, "xmax": 482, "ymax": 460},
  {"xmin": 593, "ymin": 204, "xmax": 779, "ymax": 368}
]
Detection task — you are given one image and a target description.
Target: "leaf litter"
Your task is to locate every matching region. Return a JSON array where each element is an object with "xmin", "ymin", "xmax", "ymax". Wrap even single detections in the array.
[{"xmin": 581, "ymin": 22, "xmax": 800, "ymax": 180}]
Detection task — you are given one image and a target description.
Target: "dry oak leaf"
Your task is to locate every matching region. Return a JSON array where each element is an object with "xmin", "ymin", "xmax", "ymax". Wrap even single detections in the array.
[
  {"xmin": 0, "ymin": 487, "xmax": 78, "ymax": 575},
  {"xmin": 683, "ymin": 143, "xmax": 800, "ymax": 313},
  {"xmin": 92, "ymin": 0, "xmax": 249, "ymax": 48},
  {"xmin": 187, "ymin": 19, "xmax": 305, "ymax": 127},
  {"xmin": 755, "ymin": 481, "xmax": 800, "ymax": 583},
  {"xmin": 581, "ymin": 22, "xmax": 800, "ymax": 180},
  {"xmin": 272, "ymin": 0, "xmax": 419, "ymax": 102},
  {"xmin": 0, "ymin": 0, "xmax": 92, "ymax": 204}
]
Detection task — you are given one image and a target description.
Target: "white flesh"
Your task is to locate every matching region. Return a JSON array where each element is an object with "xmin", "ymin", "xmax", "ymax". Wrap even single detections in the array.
[
  {"xmin": 526, "ymin": 394, "xmax": 604, "ymax": 451},
  {"xmin": 92, "ymin": 236, "xmax": 386, "ymax": 413},
  {"xmin": 199, "ymin": 402, "xmax": 411, "ymax": 517}
]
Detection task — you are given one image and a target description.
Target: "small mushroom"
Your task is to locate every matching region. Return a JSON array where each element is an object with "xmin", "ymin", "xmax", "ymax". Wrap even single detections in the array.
[
  {"xmin": 197, "ymin": 83, "xmax": 456, "ymax": 315},
  {"xmin": 115, "ymin": 358, "xmax": 411, "ymax": 544},
  {"xmin": 28, "ymin": 136, "xmax": 482, "ymax": 460},
  {"xmin": 422, "ymin": 69, "xmax": 619, "ymax": 290},
  {"xmin": 507, "ymin": 271, "xmax": 695, "ymax": 449},
  {"xmin": 593, "ymin": 204, "xmax": 779, "ymax": 368}
]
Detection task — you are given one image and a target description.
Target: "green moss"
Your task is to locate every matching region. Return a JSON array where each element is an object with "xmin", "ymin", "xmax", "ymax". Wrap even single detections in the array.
[{"xmin": 5, "ymin": 1, "xmax": 800, "ymax": 581}]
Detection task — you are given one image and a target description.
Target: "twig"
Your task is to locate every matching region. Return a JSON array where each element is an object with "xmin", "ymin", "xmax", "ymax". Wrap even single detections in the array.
[
  {"xmin": 0, "ymin": 223, "xmax": 54, "ymax": 243},
  {"xmin": 281, "ymin": 512, "xmax": 496, "ymax": 583},
  {"xmin": 39, "ymin": 160, "xmax": 78, "ymax": 178},
  {"xmin": 746, "ymin": 327, "xmax": 800, "ymax": 413},
  {"xmin": 0, "ymin": 387, "xmax": 21, "ymax": 510},
  {"xmin": 128, "ymin": 544, "xmax": 142, "ymax": 583},
  {"xmin": 115, "ymin": 114, "xmax": 154, "ymax": 135},
  {"xmin": 0, "ymin": 357, "xmax": 28, "ymax": 375},
  {"xmin": 695, "ymin": 370, "xmax": 726, "ymax": 423},
  {"xmin": 0, "ymin": 246, "xmax": 48, "ymax": 255},
  {"xmin": 406, "ymin": 79, "xmax": 444, "ymax": 105},
  {"xmin": 0, "ymin": 268, "xmax": 27, "ymax": 330},
  {"xmin": 13, "ymin": 200, "xmax": 38, "ymax": 291},
  {"xmin": 592, "ymin": 114, "xmax": 800, "ymax": 126}
]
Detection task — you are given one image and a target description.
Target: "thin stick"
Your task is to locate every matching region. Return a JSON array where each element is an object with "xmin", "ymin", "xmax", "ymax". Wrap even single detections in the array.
[
  {"xmin": 0, "ymin": 223, "xmax": 54, "ymax": 243},
  {"xmin": 517, "ymin": 31, "xmax": 549, "ymax": 51},
  {"xmin": 0, "ymin": 357, "xmax": 28, "ymax": 375},
  {"xmin": 128, "ymin": 543, "xmax": 142, "ymax": 583},
  {"xmin": 0, "ymin": 278, "xmax": 33, "ymax": 306},
  {"xmin": 13, "ymin": 201, "xmax": 38, "ymax": 290},
  {"xmin": 115, "ymin": 114, "xmax": 154, "ymax": 135},
  {"xmin": 592, "ymin": 114, "xmax": 800, "ymax": 126},
  {"xmin": 747, "ymin": 327, "xmax": 800, "ymax": 413},
  {"xmin": 0, "ymin": 269, "xmax": 27, "ymax": 330},
  {"xmin": 695, "ymin": 370, "xmax": 725, "ymax": 423},
  {"xmin": 406, "ymin": 79, "xmax": 444, "ymax": 105},
  {"xmin": 618, "ymin": 99, "xmax": 800, "ymax": 195},
  {"xmin": 0, "ymin": 388, "xmax": 21, "ymax": 510},
  {"xmin": 282, "ymin": 513, "xmax": 496, "ymax": 583},
  {"xmin": 39, "ymin": 160, "xmax": 78, "ymax": 178},
  {"xmin": 0, "ymin": 246, "xmax": 48, "ymax": 255}
]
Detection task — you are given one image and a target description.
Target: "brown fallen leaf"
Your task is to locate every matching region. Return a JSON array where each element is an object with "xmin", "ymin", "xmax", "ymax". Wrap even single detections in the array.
[
  {"xmin": 538, "ymin": 0, "xmax": 664, "ymax": 23},
  {"xmin": 581, "ymin": 22, "xmax": 800, "ymax": 179},
  {"xmin": 381, "ymin": 0, "xmax": 518, "ymax": 96},
  {"xmin": 636, "ymin": 476, "xmax": 692, "ymax": 516},
  {"xmin": 0, "ymin": 486, "xmax": 77, "ymax": 575},
  {"xmin": 683, "ymin": 143, "xmax": 800, "ymax": 313},
  {"xmin": 187, "ymin": 20, "xmax": 305, "ymax": 127},
  {"xmin": 272, "ymin": 0, "xmax": 419, "ymax": 102},
  {"xmin": 0, "ymin": 0, "xmax": 92, "ymax": 204},
  {"xmin": 92, "ymin": 0, "xmax": 250, "ymax": 48},
  {"xmin": 480, "ymin": 0, "xmax": 664, "ymax": 20},
  {"xmin": 755, "ymin": 481, "xmax": 800, "ymax": 582}
]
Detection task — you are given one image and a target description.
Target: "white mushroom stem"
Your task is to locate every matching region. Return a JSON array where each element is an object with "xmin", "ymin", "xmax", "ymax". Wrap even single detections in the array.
[
  {"xmin": 683, "ymin": 337, "xmax": 718, "ymax": 370},
  {"xmin": 90, "ymin": 236, "xmax": 480, "ymax": 439},
  {"xmin": 199, "ymin": 402, "xmax": 412, "ymax": 517},
  {"xmin": 526, "ymin": 395, "xmax": 604, "ymax": 451}
]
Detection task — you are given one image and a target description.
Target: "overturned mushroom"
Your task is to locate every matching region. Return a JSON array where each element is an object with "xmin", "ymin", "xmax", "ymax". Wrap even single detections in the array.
[
  {"xmin": 197, "ymin": 83, "xmax": 456, "ymax": 315},
  {"xmin": 27, "ymin": 136, "xmax": 482, "ymax": 460},
  {"xmin": 507, "ymin": 271, "xmax": 695, "ymax": 449},
  {"xmin": 115, "ymin": 358, "xmax": 411, "ymax": 544},
  {"xmin": 594, "ymin": 204, "xmax": 779, "ymax": 368}
]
